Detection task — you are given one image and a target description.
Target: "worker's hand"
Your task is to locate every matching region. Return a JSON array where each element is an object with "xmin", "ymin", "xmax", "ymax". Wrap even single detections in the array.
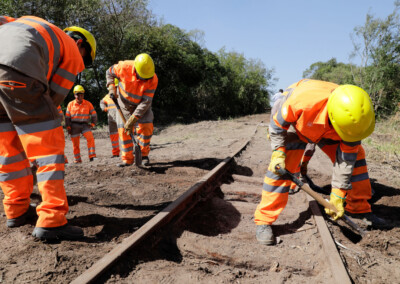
[
  {"xmin": 67, "ymin": 126, "xmax": 72, "ymax": 136},
  {"xmin": 124, "ymin": 115, "xmax": 139, "ymax": 136},
  {"xmin": 268, "ymin": 150, "xmax": 286, "ymax": 175},
  {"xmin": 91, "ymin": 123, "xmax": 96, "ymax": 130},
  {"xmin": 325, "ymin": 188, "xmax": 346, "ymax": 220},
  {"xmin": 300, "ymin": 161, "xmax": 309, "ymax": 176},
  {"xmin": 108, "ymin": 84, "xmax": 117, "ymax": 99}
]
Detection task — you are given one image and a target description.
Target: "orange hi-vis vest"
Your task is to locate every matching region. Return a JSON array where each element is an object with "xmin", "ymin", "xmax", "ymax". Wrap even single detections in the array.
[
  {"xmin": 100, "ymin": 94, "xmax": 117, "ymax": 112},
  {"xmin": 107, "ymin": 60, "xmax": 158, "ymax": 106},
  {"xmin": 66, "ymin": 99, "xmax": 96, "ymax": 124},
  {"xmin": 273, "ymin": 79, "xmax": 342, "ymax": 144},
  {"xmin": 0, "ymin": 16, "xmax": 84, "ymax": 99}
]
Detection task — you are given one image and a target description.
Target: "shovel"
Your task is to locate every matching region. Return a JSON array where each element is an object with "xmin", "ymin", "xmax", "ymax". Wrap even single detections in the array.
[
  {"xmin": 276, "ymin": 167, "xmax": 366, "ymax": 237},
  {"xmin": 110, "ymin": 96, "xmax": 142, "ymax": 166}
]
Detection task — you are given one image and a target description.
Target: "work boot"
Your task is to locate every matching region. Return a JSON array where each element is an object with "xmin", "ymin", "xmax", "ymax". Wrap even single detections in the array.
[
  {"xmin": 111, "ymin": 155, "xmax": 119, "ymax": 158},
  {"xmin": 32, "ymin": 224, "xmax": 84, "ymax": 241},
  {"xmin": 89, "ymin": 157, "xmax": 97, "ymax": 162},
  {"xmin": 346, "ymin": 212, "xmax": 391, "ymax": 229},
  {"xmin": 256, "ymin": 225, "xmax": 275, "ymax": 245},
  {"xmin": 118, "ymin": 162, "xmax": 132, "ymax": 167},
  {"xmin": 142, "ymin": 156, "xmax": 150, "ymax": 166},
  {"xmin": 6, "ymin": 204, "xmax": 37, "ymax": 228}
]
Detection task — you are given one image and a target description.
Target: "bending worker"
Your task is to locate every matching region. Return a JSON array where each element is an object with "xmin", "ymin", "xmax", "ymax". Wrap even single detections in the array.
[
  {"xmin": 105, "ymin": 53, "xmax": 158, "ymax": 167},
  {"xmin": 100, "ymin": 86, "xmax": 120, "ymax": 158},
  {"xmin": 65, "ymin": 85, "xmax": 97, "ymax": 163},
  {"xmin": 255, "ymin": 79, "xmax": 388, "ymax": 245},
  {"xmin": 0, "ymin": 16, "xmax": 96, "ymax": 241}
]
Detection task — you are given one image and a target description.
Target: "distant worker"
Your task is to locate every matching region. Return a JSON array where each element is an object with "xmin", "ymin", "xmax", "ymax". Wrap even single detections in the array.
[
  {"xmin": 255, "ymin": 79, "xmax": 388, "ymax": 245},
  {"xmin": 0, "ymin": 16, "xmax": 96, "ymax": 241},
  {"xmin": 66, "ymin": 85, "xmax": 97, "ymax": 163},
  {"xmin": 106, "ymin": 53, "xmax": 158, "ymax": 167},
  {"xmin": 100, "ymin": 90, "xmax": 120, "ymax": 158},
  {"xmin": 269, "ymin": 89, "xmax": 284, "ymax": 109}
]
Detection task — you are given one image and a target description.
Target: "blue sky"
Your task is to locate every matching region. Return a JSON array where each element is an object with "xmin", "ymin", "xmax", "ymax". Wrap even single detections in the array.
[{"xmin": 148, "ymin": 0, "xmax": 396, "ymax": 92}]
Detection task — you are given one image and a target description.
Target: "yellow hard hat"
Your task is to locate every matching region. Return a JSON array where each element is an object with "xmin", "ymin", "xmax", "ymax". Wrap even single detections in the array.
[
  {"xmin": 64, "ymin": 26, "xmax": 96, "ymax": 66},
  {"xmin": 73, "ymin": 85, "xmax": 85, "ymax": 94},
  {"xmin": 134, "ymin": 53, "xmax": 155, "ymax": 79},
  {"xmin": 327, "ymin": 85, "xmax": 375, "ymax": 142}
]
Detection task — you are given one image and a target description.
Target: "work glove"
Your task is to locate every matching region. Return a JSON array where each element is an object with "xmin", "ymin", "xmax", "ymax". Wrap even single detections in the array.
[
  {"xmin": 325, "ymin": 188, "xmax": 346, "ymax": 220},
  {"xmin": 300, "ymin": 161, "xmax": 309, "ymax": 176},
  {"xmin": 107, "ymin": 84, "xmax": 117, "ymax": 99},
  {"xmin": 124, "ymin": 115, "xmax": 139, "ymax": 136},
  {"xmin": 268, "ymin": 150, "xmax": 286, "ymax": 175}
]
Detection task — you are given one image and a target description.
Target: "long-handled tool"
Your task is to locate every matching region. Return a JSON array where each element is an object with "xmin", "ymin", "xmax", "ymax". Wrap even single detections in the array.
[
  {"xmin": 276, "ymin": 167, "xmax": 366, "ymax": 237},
  {"xmin": 111, "ymin": 96, "xmax": 142, "ymax": 166}
]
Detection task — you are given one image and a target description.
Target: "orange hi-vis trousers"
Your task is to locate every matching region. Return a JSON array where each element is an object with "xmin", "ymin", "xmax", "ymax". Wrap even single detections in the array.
[
  {"xmin": 107, "ymin": 110, "xmax": 120, "ymax": 156},
  {"xmin": 0, "ymin": 67, "xmax": 68, "ymax": 228},
  {"xmin": 115, "ymin": 102, "xmax": 154, "ymax": 165},
  {"xmin": 70, "ymin": 122, "xmax": 96, "ymax": 162},
  {"xmin": 254, "ymin": 138, "xmax": 372, "ymax": 225}
]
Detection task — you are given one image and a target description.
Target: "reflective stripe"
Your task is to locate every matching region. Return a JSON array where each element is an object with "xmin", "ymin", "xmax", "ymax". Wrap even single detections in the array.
[
  {"xmin": 0, "ymin": 122, "xmax": 15, "ymax": 133},
  {"xmin": 54, "ymin": 67, "xmax": 76, "ymax": 82},
  {"xmin": 35, "ymin": 155, "xmax": 64, "ymax": 167},
  {"xmin": 36, "ymin": 170, "xmax": 64, "ymax": 182},
  {"xmin": 337, "ymin": 147, "xmax": 357, "ymax": 162},
  {"xmin": 269, "ymin": 121, "xmax": 286, "ymax": 134},
  {"xmin": 276, "ymin": 109, "xmax": 290, "ymax": 128},
  {"xmin": 50, "ymin": 80, "xmax": 70, "ymax": 96},
  {"xmin": 142, "ymin": 94, "xmax": 153, "ymax": 101},
  {"xmin": 120, "ymin": 139, "xmax": 132, "ymax": 146},
  {"xmin": 71, "ymin": 133, "xmax": 80, "ymax": 138},
  {"xmin": 137, "ymin": 140, "xmax": 150, "ymax": 147},
  {"xmin": 137, "ymin": 134, "xmax": 152, "ymax": 140},
  {"xmin": 351, "ymin": 172, "xmax": 369, "ymax": 182},
  {"xmin": 120, "ymin": 92, "xmax": 138, "ymax": 106},
  {"xmin": 23, "ymin": 17, "xmax": 60, "ymax": 79},
  {"xmin": 0, "ymin": 167, "xmax": 31, "ymax": 181},
  {"xmin": 138, "ymin": 118, "xmax": 153, "ymax": 123},
  {"xmin": 0, "ymin": 152, "xmax": 26, "ymax": 165},
  {"xmin": 121, "ymin": 146, "xmax": 133, "ymax": 152},
  {"xmin": 286, "ymin": 142, "xmax": 306, "ymax": 151},
  {"xmin": 71, "ymin": 114, "xmax": 90, "ymax": 117},
  {"xmin": 265, "ymin": 171, "xmax": 287, "ymax": 181},
  {"xmin": 262, "ymin": 182, "xmax": 290, "ymax": 193},
  {"xmin": 15, "ymin": 119, "xmax": 61, "ymax": 135},
  {"xmin": 354, "ymin": 159, "xmax": 367, "ymax": 168},
  {"xmin": 120, "ymin": 84, "xmax": 142, "ymax": 101},
  {"xmin": 110, "ymin": 131, "xmax": 118, "ymax": 135},
  {"xmin": 144, "ymin": 89, "xmax": 155, "ymax": 94}
]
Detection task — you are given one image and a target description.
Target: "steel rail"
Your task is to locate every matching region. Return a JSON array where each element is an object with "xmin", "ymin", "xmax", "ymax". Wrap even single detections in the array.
[{"xmin": 71, "ymin": 125, "xmax": 260, "ymax": 284}]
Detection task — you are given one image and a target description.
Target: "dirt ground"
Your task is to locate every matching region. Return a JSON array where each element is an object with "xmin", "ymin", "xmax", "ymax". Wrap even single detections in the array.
[{"xmin": 0, "ymin": 113, "xmax": 399, "ymax": 283}]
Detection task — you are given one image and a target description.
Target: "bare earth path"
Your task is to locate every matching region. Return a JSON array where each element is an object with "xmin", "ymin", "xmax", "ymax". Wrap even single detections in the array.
[{"xmin": 0, "ymin": 113, "xmax": 399, "ymax": 283}]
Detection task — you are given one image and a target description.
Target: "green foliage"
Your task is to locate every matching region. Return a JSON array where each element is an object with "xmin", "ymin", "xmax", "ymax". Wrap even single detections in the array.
[
  {"xmin": 303, "ymin": 58, "xmax": 356, "ymax": 85},
  {"xmin": 0, "ymin": 0, "xmax": 274, "ymax": 124}
]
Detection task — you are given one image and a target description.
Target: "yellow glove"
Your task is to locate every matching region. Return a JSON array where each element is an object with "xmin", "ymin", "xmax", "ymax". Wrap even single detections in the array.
[
  {"xmin": 325, "ymin": 188, "xmax": 346, "ymax": 220},
  {"xmin": 124, "ymin": 115, "xmax": 139, "ymax": 136},
  {"xmin": 268, "ymin": 150, "xmax": 286, "ymax": 174}
]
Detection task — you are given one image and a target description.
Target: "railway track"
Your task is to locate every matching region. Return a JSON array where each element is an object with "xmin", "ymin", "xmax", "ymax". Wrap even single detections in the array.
[{"xmin": 71, "ymin": 123, "xmax": 353, "ymax": 284}]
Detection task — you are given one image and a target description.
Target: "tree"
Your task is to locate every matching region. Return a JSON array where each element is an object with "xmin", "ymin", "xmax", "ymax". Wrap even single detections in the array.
[{"xmin": 303, "ymin": 58, "xmax": 355, "ymax": 85}]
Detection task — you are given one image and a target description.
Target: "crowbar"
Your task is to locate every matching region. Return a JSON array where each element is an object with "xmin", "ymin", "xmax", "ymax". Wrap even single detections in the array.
[
  {"xmin": 276, "ymin": 167, "xmax": 366, "ymax": 237},
  {"xmin": 111, "ymin": 95, "xmax": 142, "ymax": 166}
]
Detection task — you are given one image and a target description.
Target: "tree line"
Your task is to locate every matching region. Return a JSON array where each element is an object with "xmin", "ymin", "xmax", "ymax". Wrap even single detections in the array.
[
  {"xmin": 0, "ymin": 0, "xmax": 273, "ymax": 125},
  {"xmin": 303, "ymin": 1, "xmax": 400, "ymax": 117}
]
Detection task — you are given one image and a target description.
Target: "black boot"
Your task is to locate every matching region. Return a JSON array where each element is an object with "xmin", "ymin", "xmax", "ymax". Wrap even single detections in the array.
[
  {"xmin": 6, "ymin": 204, "xmax": 37, "ymax": 228},
  {"xmin": 32, "ymin": 224, "xmax": 84, "ymax": 241}
]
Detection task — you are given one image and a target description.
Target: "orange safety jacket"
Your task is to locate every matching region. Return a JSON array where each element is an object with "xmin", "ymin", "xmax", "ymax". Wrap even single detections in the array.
[
  {"xmin": 65, "ymin": 99, "xmax": 97, "ymax": 127},
  {"xmin": 0, "ymin": 16, "xmax": 15, "ymax": 25},
  {"xmin": 270, "ymin": 79, "xmax": 361, "ymax": 190},
  {"xmin": 0, "ymin": 15, "xmax": 84, "ymax": 106},
  {"xmin": 100, "ymin": 94, "xmax": 117, "ymax": 112},
  {"xmin": 106, "ymin": 60, "xmax": 158, "ymax": 118}
]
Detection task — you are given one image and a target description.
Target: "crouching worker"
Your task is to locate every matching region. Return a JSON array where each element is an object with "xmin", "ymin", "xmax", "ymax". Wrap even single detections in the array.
[
  {"xmin": 106, "ymin": 53, "xmax": 157, "ymax": 167},
  {"xmin": 254, "ymin": 79, "xmax": 388, "ymax": 245},
  {"xmin": 0, "ymin": 16, "xmax": 96, "ymax": 240},
  {"xmin": 66, "ymin": 85, "xmax": 98, "ymax": 163}
]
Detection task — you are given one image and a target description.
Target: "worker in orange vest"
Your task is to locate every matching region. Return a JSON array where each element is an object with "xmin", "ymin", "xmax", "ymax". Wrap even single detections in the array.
[
  {"xmin": 0, "ymin": 16, "xmax": 96, "ymax": 241},
  {"xmin": 100, "ymin": 81, "xmax": 120, "ymax": 157},
  {"xmin": 65, "ymin": 85, "xmax": 97, "ymax": 163},
  {"xmin": 255, "ymin": 79, "xmax": 388, "ymax": 245},
  {"xmin": 106, "ymin": 53, "xmax": 157, "ymax": 167}
]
